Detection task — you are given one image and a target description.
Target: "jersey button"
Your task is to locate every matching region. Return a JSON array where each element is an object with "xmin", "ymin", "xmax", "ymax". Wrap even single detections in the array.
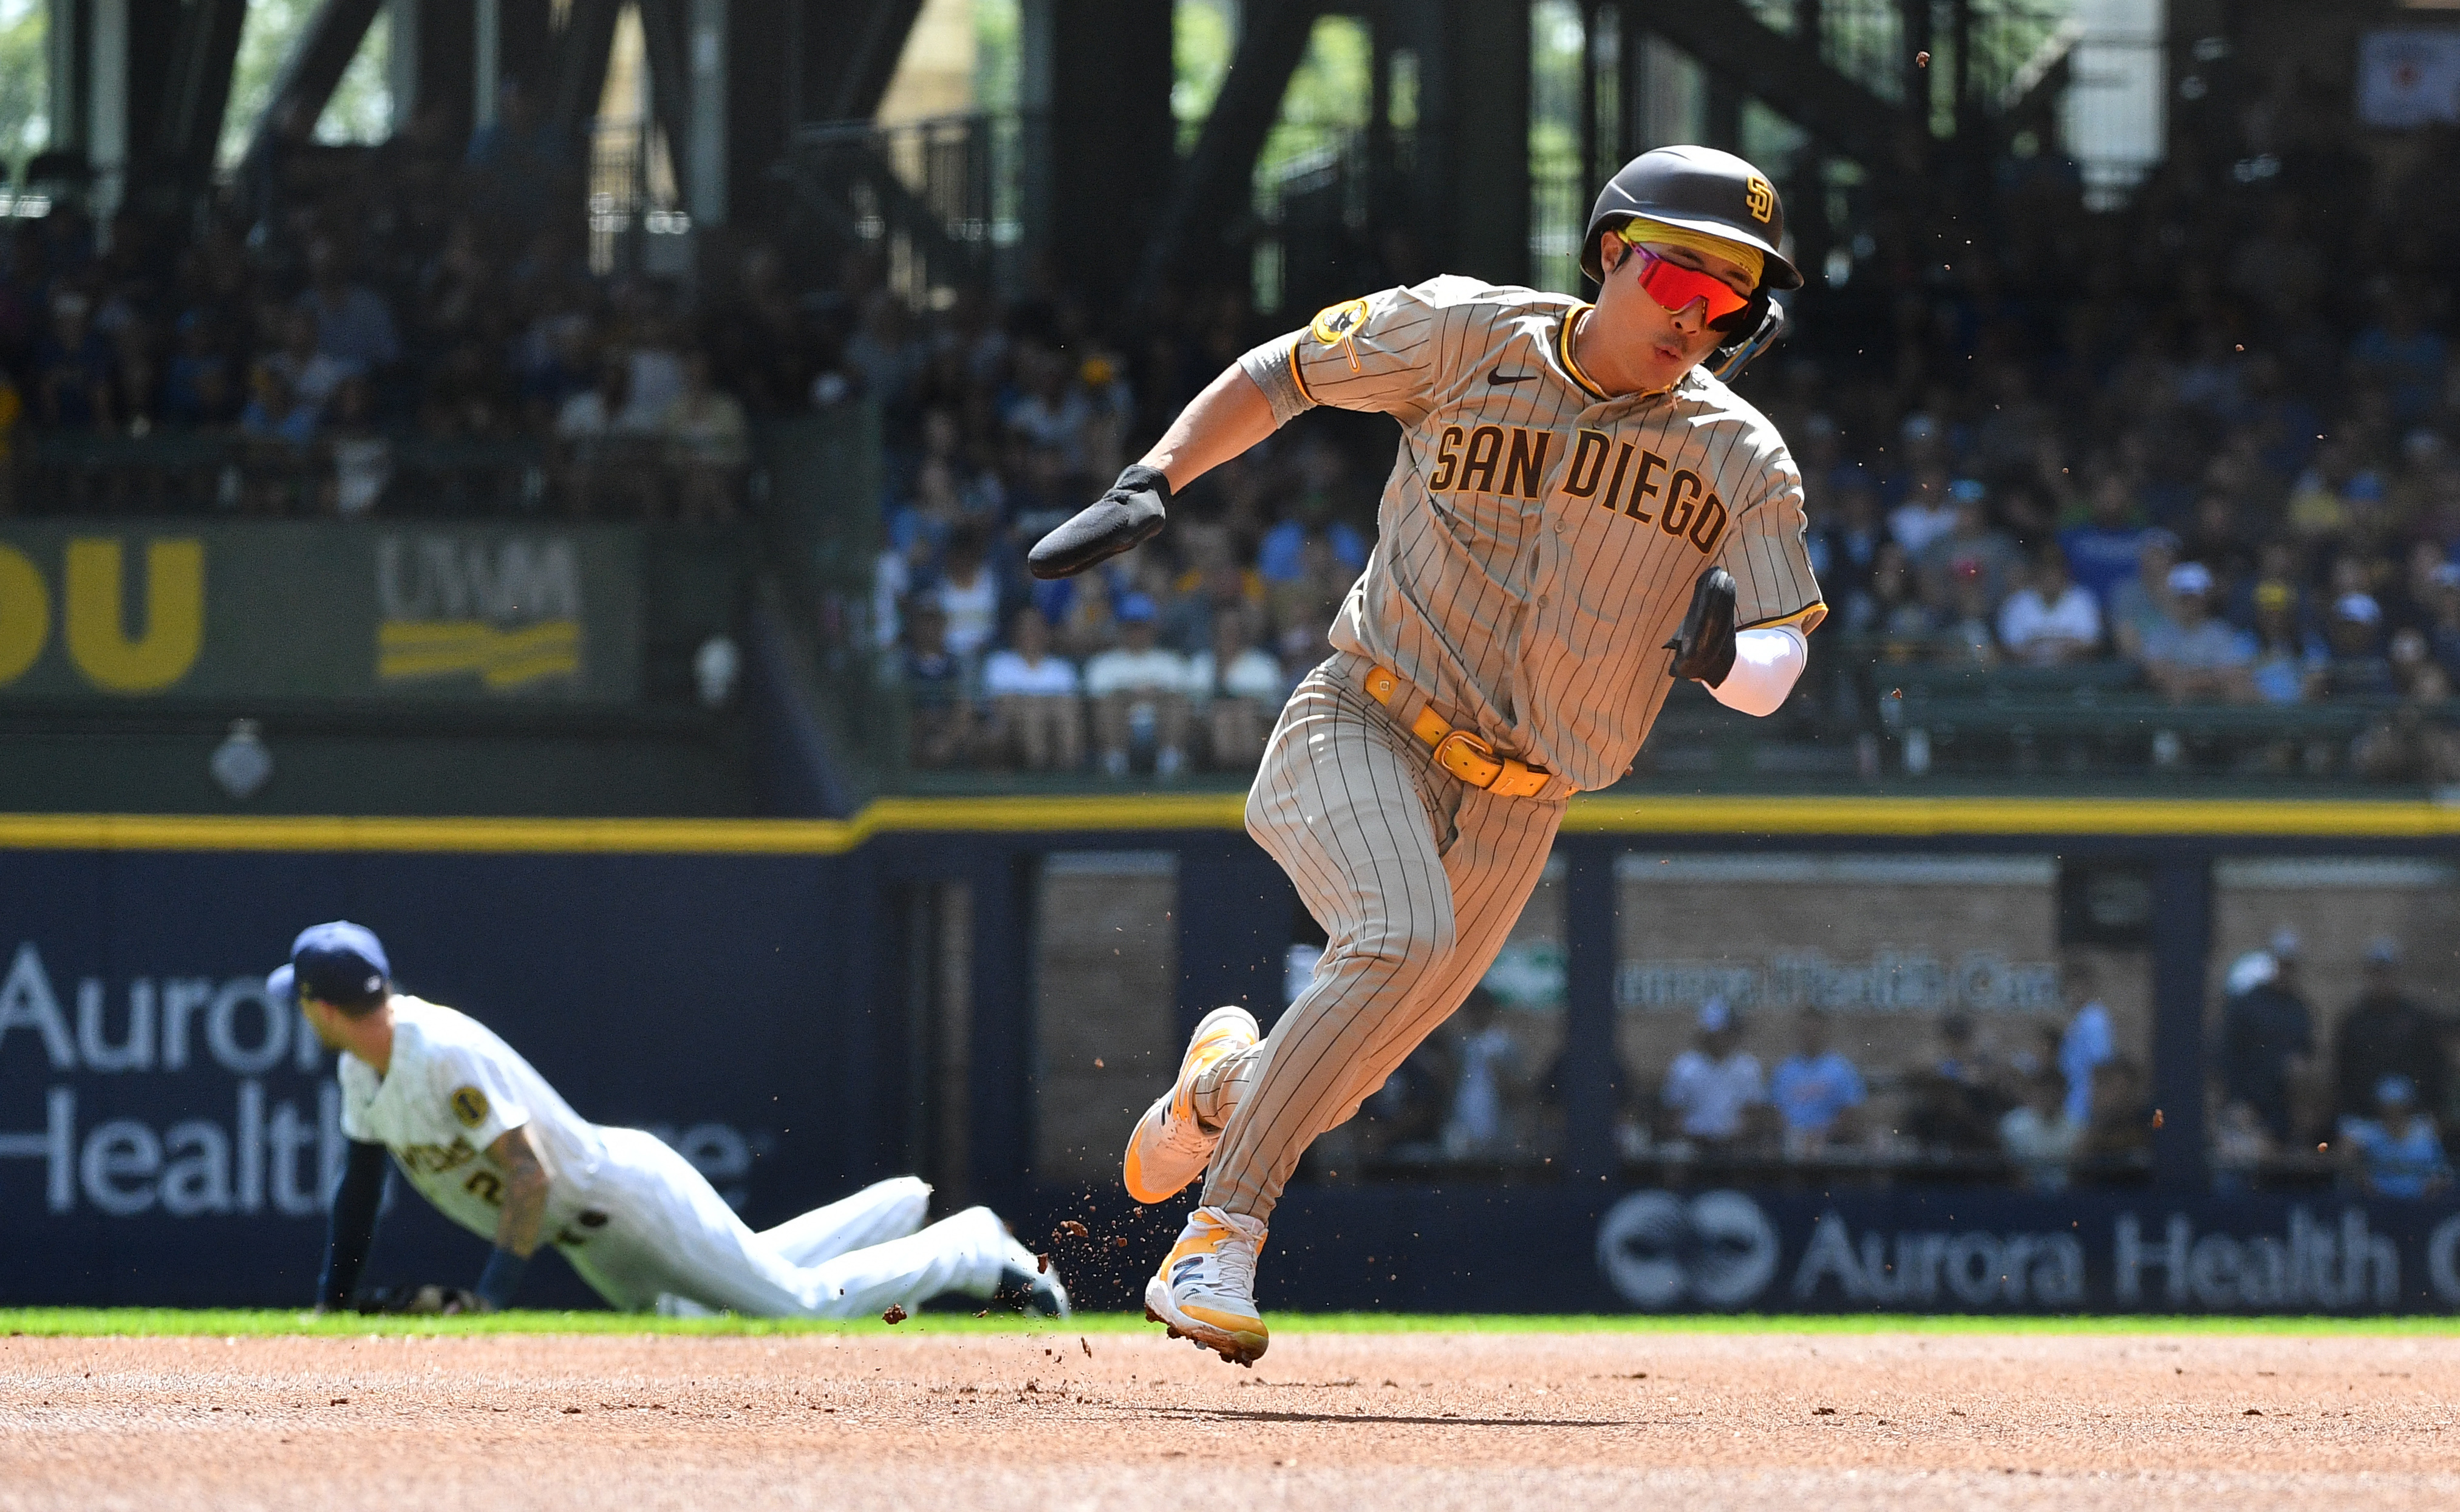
[
  {"xmin": 1537, "ymin": 594, "xmax": 1550, "ymax": 607},
  {"xmin": 1552, "ymin": 519, "xmax": 1565, "ymax": 534}
]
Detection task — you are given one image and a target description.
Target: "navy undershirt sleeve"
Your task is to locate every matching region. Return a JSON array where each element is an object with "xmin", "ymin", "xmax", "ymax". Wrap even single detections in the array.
[{"xmin": 319, "ymin": 1140, "xmax": 390, "ymax": 1310}]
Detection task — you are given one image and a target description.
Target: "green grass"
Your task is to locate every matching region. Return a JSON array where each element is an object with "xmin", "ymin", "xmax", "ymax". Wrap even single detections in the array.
[{"xmin": 6, "ymin": 1309, "xmax": 2456, "ymax": 1340}]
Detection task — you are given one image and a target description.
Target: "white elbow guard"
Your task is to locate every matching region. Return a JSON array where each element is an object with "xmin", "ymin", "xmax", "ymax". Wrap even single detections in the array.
[{"xmin": 1706, "ymin": 625, "xmax": 1807, "ymax": 717}]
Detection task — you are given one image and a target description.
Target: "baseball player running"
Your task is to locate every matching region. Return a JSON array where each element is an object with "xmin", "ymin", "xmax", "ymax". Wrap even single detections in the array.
[
  {"xmin": 1032, "ymin": 146, "xmax": 1822, "ymax": 1364},
  {"xmin": 278, "ymin": 921, "xmax": 1067, "ymax": 1318}
]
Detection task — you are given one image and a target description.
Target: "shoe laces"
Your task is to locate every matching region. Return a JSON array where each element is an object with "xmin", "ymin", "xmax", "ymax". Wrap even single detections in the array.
[{"xmin": 1196, "ymin": 1210, "xmax": 1263, "ymax": 1299}]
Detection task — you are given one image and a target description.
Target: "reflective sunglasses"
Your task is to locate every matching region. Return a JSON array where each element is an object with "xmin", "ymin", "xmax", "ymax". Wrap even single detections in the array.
[{"xmin": 1619, "ymin": 240, "xmax": 1753, "ymax": 325}]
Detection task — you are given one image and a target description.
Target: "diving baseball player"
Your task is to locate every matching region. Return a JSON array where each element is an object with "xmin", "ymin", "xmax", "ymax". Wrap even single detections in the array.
[
  {"xmin": 1031, "ymin": 146, "xmax": 1822, "ymax": 1364},
  {"xmin": 279, "ymin": 921, "xmax": 1066, "ymax": 1318}
]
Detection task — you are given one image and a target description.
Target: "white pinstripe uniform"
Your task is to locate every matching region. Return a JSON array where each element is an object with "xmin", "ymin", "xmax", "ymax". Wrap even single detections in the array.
[
  {"xmin": 1187, "ymin": 275, "xmax": 1826, "ymax": 1221},
  {"xmin": 339, "ymin": 996, "xmax": 1044, "ymax": 1317}
]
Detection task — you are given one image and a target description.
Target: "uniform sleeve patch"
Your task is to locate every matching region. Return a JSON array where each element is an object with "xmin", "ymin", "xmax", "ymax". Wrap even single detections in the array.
[
  {"xmin": 1309, "ymin": 296, "xmax": 1370, "ymax": 348},
  {"xmin": 449, "ymin": 1085, "xmax": 491, "ymax": 1128}
]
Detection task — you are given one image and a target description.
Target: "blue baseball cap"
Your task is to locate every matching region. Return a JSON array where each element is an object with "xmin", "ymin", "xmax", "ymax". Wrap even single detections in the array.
[
  {"xmin": 1114, "ymin": 592, "xmax": 1159, "ymax": 624},
  {"xmin": 265, "ymin": 962, "xmax": 296, "ymax": 1005},
  {"xmin": 290, "ymin": 921, "xmax": 390, "ymax": 1006}
]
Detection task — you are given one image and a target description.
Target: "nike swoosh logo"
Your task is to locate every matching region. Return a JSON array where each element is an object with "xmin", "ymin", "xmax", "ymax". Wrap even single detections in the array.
[{"xmin": 1487, "ymin": 366, "xmax": 1535, "ymax": 386}]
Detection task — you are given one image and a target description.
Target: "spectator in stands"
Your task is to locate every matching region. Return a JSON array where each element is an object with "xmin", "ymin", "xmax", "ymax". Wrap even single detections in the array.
[
  {"xmin": 267, "ymin": 307, "xmax": 358, "ymax": 411},
  {"xmin": 1861, "ymin": 541, "xmax": 1932, "ymax": 653},
  {"xmin": 1187, "ymin": 606, "xmax": 1284, "ymax": 770},
  {"xmin": 1995, "ymin": 542, "xmax": 2102, "ymax": 666},
  {"xmin": 1918, "ymin": 480, "xmax": 2020, "ymax": 610},
  {"xmin": 2246, "ymin": 582, "xmax": 2322, "ymax": 705},
  {"xmin": 2059, "ymin": 961, "xmax": 2116, "ymax": 1127},
  {"xmin": 2428, "ymin": 571, "xmax": 2460, "ymax": 679},
  {"xmin": 161, "ymin": 312, "xmax": 240, "ymax": 428},
  {"xmin": 35, "ymin": 291, "xmax": 116, "ymax": 431},
  {"xmin": 2353, "ymin": 662, "xmax": 2460, "ymax": 782},
  {"xmin": 324, "ymin": 375, "xmax": 391, "ymax": 519},
  {"xmin": 931, "ymin": 525, "xmax": 1003, "ymax": 662},
  {"xmin": 1441, "ymin": 987, "xmax": 1525, "ymax": 1160},
  {"xmin": 2338, "ymin": 1075, "xmax": 2451, "ymax": 1200},
  {"xmin": 2211, "ymin": 1098, "xmax": 2275, "ymax": 1194},
  {"xmin": 2074, "ymin": 1057, "xmax": 2153, "ymax": 1183},
  {"xmin": 1258, "ymin": 471, "xmax": 1367, "ymax": 587},
  {"xmin": 1266, "ymin": 525, "xmax": 1355, "ymax": 666},
  {"xmin": 2319, "ymin": 593, "xmax": 2399, "ymax": 701},
  {"xmin": 1998, "ymin": 1070, "xmax": 2080, "ymax": 1190},
  {"xmin": 2108, "ymin": 531, "xmax": 2181, "ymax": 661},
  {"xmin": 2334, "ymin": 938, "xmax": 2451, "ymax": 1126},
  {"xmin": 662, "ymin": 352, "xmax": 749, "ymax": 524},
  {"xmin": 2056, "ymin": 472, "xmax": 2151, "ymax": 610},
  {"xmin": 1930, "ymin": 564, "xmax": 2002, "ymax": 665},
  {"xmin": 1814, "ymin": 477, "xmax": 1886, "ymax": 625},
  {"xmin": 554, "ymin": 358, "xmax": 653, "ymax": 519},
  {"xmin": 238, "ymin": 363, "xmax": 318, "ymax": 446},
  {"xmin": 1083, "ymin": 593, "xmax": 1192, "ymax": 779},
  {"xmin": 2142, "ymin": 562, "xmax": 2257, "ymax": 703},
  {"xmin": 299, "ymin": 238, "xmax": 400, "ymax": 375},
  {"xmin": 1003, "ymin": 341, "xmax": 1092, "ymax": 470},
  {"xmin": 462, "ymin": 78, "xmax": 570, "ymax": 231},
  {"xmin": 1770, "ymin": 1012, "xmax": 1864, "ymax": 1159},
  {"xmin": 2219, "ymin": 935, "xmax": 2313, "ymax": 1143},
  {"xmin": 1904, "ymin": 1013, "xmax": 2002, "ymax": 1155},
  {"xmin": 1659, "ymin": 998, "xmax": 1767, "ymax": 1153},
  {"xmin": 980, "ymin": 608, "xmax": 1083, "ymax": 772},
  {"xmin": 901, "ymin": 601, "xmax": 970, "ymax": 769}
]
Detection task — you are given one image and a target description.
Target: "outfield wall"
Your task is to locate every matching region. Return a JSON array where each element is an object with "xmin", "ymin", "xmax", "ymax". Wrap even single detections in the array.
[{"xmin": 2, "ymin": 800, "xmax": 2456, "ymax": 1312}]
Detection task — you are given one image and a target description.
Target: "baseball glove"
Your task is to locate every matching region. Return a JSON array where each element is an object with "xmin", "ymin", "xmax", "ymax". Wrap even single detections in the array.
[
  {"xmin": 354, "ymin": 1284, "xmax": 488, "ymax": 1316},
  {"xmin": 1027, "ymin": 464, "xmax": 1171, "ymax": 579},
  {"xmin": 1663, "ymin": 566, "xmax": 1738, "ymax": 687}
]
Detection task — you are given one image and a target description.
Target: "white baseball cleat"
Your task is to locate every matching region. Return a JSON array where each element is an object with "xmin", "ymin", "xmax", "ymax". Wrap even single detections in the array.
[
  {"xmin": 1123, "ymin": 1006, "xmax": 1259, "ymax": 1204},
  {"xmin": 1143, "ymin": 1205, "xmax": 1268, "ymax": 1366}
]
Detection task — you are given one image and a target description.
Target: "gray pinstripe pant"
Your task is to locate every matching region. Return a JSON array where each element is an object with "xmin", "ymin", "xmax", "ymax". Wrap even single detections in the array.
[{"xmin": 1194, "ymin": 656, "xmax": 1565, "ymax": 1220}]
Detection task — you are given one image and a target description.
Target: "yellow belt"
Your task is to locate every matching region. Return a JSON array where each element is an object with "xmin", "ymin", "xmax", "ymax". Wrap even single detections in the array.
[{"xmin": 1363, "ymin": 664, "xmax": 1554, "ymax": 799}]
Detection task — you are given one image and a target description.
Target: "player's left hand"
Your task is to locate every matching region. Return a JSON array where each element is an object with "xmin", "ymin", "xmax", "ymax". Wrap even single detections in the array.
[
  {"xmin": 1027, "ymin": 464, "xmax": 1171, "ymax": 579},
  {"xmin": 1663, "ymin": 566, "xmax": 1739, "ymax": 687},
  {"xmin": 354, "ymin": 1284, "xmax": 489, "ymax": 1316}
]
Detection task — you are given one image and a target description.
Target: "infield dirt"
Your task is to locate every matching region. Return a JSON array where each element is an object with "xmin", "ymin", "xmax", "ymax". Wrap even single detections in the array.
[{"xmin": 4, "ymin": 1329, "xmax": 2455, "ymax": 1510}]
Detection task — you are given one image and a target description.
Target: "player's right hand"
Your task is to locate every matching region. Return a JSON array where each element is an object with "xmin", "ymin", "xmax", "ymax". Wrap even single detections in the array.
[
  {"xmin": 1663, "ymin": 566, "xmax": 1739, "ymax": 687},
  {"xmin": 1027, "ymin": 464, "xmax": 1171, "ymax": 579}
]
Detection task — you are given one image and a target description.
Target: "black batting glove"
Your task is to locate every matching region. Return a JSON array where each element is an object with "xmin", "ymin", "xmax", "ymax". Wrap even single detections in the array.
[
  {"xmin": 1027, "ymin": 463, "xmax": 1171, "ymax": 579},
  {"xmin": 1664, "ymin": 566, "xmax": 1739, "ymax": 688}
]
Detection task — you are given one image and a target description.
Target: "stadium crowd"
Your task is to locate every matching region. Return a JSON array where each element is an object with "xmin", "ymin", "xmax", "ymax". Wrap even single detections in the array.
[
  {"xmin": 1329, "ymin": 926, "xmax": 2454, "ymax": 1196},
  {"xmin": 4, "ymin": 72, "xmax": 2458, "ymax": 780}
]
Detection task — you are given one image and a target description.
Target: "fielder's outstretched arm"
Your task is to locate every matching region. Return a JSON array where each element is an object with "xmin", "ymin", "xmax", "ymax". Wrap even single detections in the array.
[
  {"xmin": 317, "ymin": 1139, "xmax": 391, "ymax": 1312},
  {"xmin": 1027, "ymin": 367, "xmax": 1276, "ymax": 579}
]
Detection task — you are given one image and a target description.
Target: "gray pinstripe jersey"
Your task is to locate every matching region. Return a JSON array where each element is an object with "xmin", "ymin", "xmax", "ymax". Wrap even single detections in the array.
[{"xmin": 1237, "ymin": 275, "xmax": 1825, "ymax": 793}]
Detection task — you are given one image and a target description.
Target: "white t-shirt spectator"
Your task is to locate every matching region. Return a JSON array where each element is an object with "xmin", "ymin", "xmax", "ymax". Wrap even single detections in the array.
[
  {"xmin": 1186, "ymin": 647, "xmax": 1286, "ymax": 704},
  {"xmin": 935, "ymin": 570, "xmax": 1001, "ymax": 659},
  {"xmin": 1997, "ymin": 583, "xmax": 2103, "ymax": 662},
  {"xmin": 1889, "ymin": 499, "xmax": 1958, "ymax": 557},
  {"xmin": 982, "ymin": 649, "xmax": 1080, "ymax": 698},
  {"xmin": 1084, "ymin": 645, "xmax": 1192, "ymax": 698},
  {"xmin": 1661, "ymin": 1049, "xmax": 1766, "ymax": 1141}
]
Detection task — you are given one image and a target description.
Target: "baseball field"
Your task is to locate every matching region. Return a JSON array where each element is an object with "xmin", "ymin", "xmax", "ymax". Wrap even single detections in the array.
[{"xmin": 5, "ymin": 1312, "xmax": 2455, "ymax": 1511}]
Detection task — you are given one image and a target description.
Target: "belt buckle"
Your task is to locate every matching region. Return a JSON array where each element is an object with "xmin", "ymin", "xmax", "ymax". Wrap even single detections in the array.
[{"xmin": 1432, "ymin": 729, "xmax": 1504, "ymax": 788}]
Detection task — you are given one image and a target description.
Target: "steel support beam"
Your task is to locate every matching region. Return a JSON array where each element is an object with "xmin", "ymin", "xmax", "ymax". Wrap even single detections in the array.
[
  {"xmin": 1626, "ymin": 0, "xmax": 1897, "ymax": 169},
  {"xmin": 813, "ymin": 0, "xmax": 927, "ymax": 123},
  {"xmin": 240, "ymin": 0, "xmax": 390, "ymax": 170},
  {"xmin": 1131, "ymin": 0, "xmax": 1320, "ymax": 300},
  {"xmin": 551, "ymin": 0, "xmax": 624, "ymax": 140}
]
